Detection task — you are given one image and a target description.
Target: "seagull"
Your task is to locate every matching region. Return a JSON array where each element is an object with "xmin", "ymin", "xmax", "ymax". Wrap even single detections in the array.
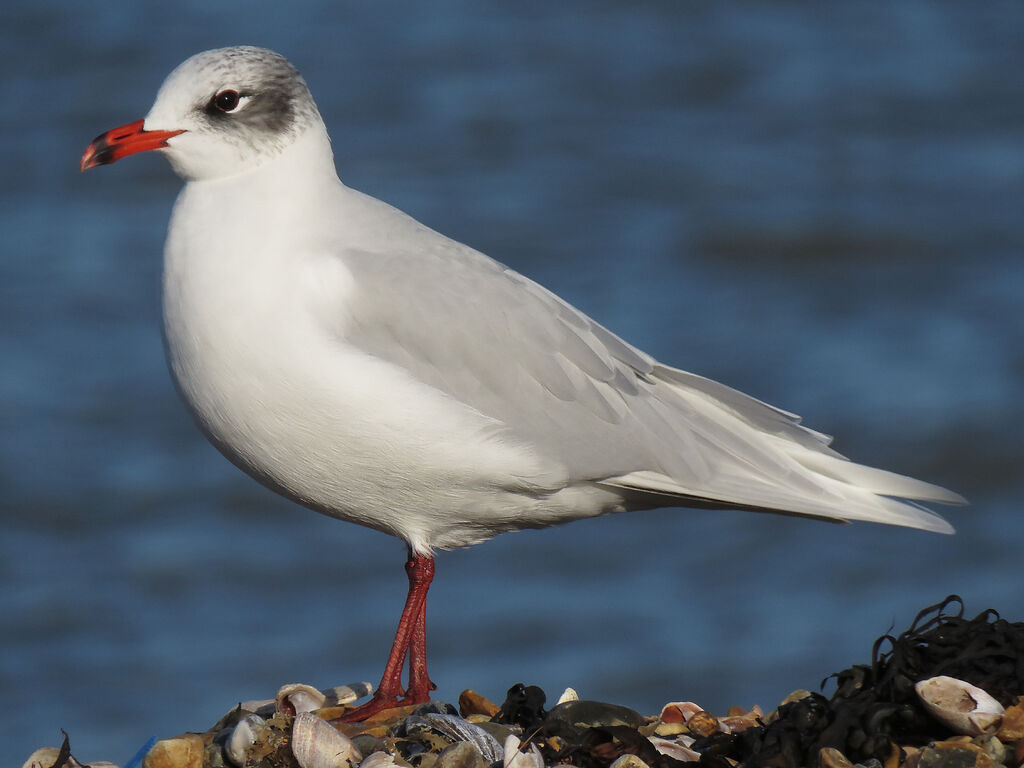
[{"xmin": 81, "ymin": 46, "xmax": 965, "ymax": 720}]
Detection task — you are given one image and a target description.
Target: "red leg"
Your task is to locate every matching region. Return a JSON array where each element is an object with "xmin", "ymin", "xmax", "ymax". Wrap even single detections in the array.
[
  {"xmin": 335, "ymin": 551, "xmax": 435, "ymax": 722},
  {"xmin": 405, "ymin": 556, "xmax": 436, "ymax": 701}
]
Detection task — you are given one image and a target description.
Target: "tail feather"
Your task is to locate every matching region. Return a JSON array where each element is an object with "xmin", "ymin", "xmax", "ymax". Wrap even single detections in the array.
[
  {"xmin": 786, "ymin": 446, "xmax": 967, "ymax": 506},
  {"xmin": 598, "ymin": 364, "xmax": 965, "ymax": 535}
]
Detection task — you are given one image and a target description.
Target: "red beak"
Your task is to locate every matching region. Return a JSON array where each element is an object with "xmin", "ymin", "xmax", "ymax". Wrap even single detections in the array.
[{"xmin": 80, "ymin": 120, "xmax": 185, "ymax": 171}]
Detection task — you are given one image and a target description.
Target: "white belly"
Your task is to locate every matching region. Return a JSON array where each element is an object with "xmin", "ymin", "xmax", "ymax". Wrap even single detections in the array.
[{"xmin": 160, "ymin": 181, "xmax": 610, "ymax": 553}]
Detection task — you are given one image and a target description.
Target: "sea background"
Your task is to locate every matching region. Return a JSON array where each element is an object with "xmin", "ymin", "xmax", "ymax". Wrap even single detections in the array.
[{"xmin": 2, "ymin": 2, "xmax": 1022, "ymax": 765}]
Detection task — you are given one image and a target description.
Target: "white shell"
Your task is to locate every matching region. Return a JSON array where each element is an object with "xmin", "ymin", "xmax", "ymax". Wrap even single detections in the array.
[
  {"xmin": 648, "ymin": 735, "xmax": 700, "ymax": 762},
  {"xmin": 245, "ymin": 682, "xmax": 372, "ymax": 716},
  {"xmin": 325, "ymin": 683, "xmax": 373, "ymax": 705},
  {"xmin": 556, "ymin": 687, "xmax": 580, "ymax": 705},
  {"xmin": 502, "ymin": 734, "xmax": 544, "ymax": 768},
  {"xmin": 359, "ymin": 752, "xmax": 403, "ymax": 768},
  {"xmin": 418, "ymin": 713, "xmax": 504, "ymax": 763},
  {"xmin": 238, "ymin": 698, "xmax": 274, "ymax": 713},
  {"xmin": 658, "ymin": 702, "xmax": 704, "ymax": 723},
  {"xmin": 915, "ymin": 675, "xmax": 1005, "ymax": 736},
  {"xmin": 226, "ymin": 713, "xmax": 268, "ymax": 767},
  {"xmin": 21, "ymin": 749, "xmax": 89, "ymax": 768},
  {"xmin": 292, "ymin": 712, "xmax": 362, "ymax": 768},
  {"xmin": 277, "ymin": 683, "xmax": 328, "ymax": 715},
  {"xmin": 610, "ymin": 756, "xmax": 651, "ymax": 768},
  {"xmin": 275, "ymin": 682, "xmax": 375, "ymax": 715}
]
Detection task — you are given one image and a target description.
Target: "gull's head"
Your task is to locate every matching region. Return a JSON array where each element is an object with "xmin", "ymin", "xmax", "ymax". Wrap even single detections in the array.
[{"xmin": 81, "ymin": 46, "xmax": 323, "ymax": 181}]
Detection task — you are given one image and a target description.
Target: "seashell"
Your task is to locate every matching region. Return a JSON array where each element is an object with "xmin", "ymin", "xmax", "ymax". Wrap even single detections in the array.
[
  {"xmin": 277, "ymin": 684, "xmax": 328, "ymax": 715},
  {"xmin": 556, "ymin": 687, "xmax": 579, "ymax": 705},
  {"xmin": 225, "ymin": 713, "xmax": 267, "ymax": 767},
  {"xmin": 502, "ymin": 735, "xmax": 544, "ymax": 768},
  {"xmin": 238, "ymin": 698, "xmax": 274, "ymax": 714},
  {"xmin": 22, "ymin": 744, "xmax": 119, "ymax": 768},
  {"xmin": 323, "ymin": 683, "xmax": 373, "ymax": 706},
  {"xmin": 720, "ymin": 705, "xmax": 764, "ymax": 734},
  {"xmin": 275, "ymin": 683, "xmax": 374, "ymax": 715},
  {"xmin": 359, "ymin": 752, "xmax": 403, "ymax": 768},
  {"xmin": 648, "ymin": 735, "xmax": 700, "ymax": 762},
  {"xmin": 915, "ymin": 676, "xmax": 1005, "ymax": 736},
  {"xmin": 292, "ymin": 712, "xmax": 361, "ymax": 768},
  {"xmin": 22, "ymin": 748, "xmax": 82, "ymax": 768},
  {"xmin": 609, "ymin": 756, "xmax": 651, "ymax": 768},
  {"xmin": 658, "ymin": 702, "xmax": 704, "ymax": 724},
  {"xmin": 420, "ymin": 713, "xmax": 504, "ymax": 763}
]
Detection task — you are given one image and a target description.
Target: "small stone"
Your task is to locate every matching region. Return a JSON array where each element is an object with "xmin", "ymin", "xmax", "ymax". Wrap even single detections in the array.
[
  {"xmin": 686, "ymin": 710, "xmax": 720, "ymax": 738},
  {"xmin": 458, "ymin": 691, "xmax": 499, "ymax": 718},
  {"xmin": 884, "ymin": 742, "xmax": 902, "ymax": 768},
  {"xmin": 434, "ymin": 741, "xmax": 488, "ymax": 768},
  {"xmin": 545, "ymin": 736, "xmax": 566, "ymax": 752},
  {"xmin": 972, "ymin": 735, "xmax": 1006, "ymax": 765},
  {"xmin": 996, "ymin": 700, "xmax": 1024, "ymax": 742},
  {"xmin": 545, "ymin": 700, "xmax": 646, "ymax": 730},
  {"xmin": 352, "ymin": 734, "xmax": 387, "ymax": 757},
  {"xmin": 653, "ymin": 722, "xmax": 687, "ymax": 737},
  {"xmin": 204, "ymin": 742, "xmax": 228, "ymax": 768},
  {"xmin": 916, "ymin": 741, "xmax": 993, "ymax": 768},
  {"xmin": 819, "ymin": 747, "xmax": 856, "ymax": 768},
  {"xmin": 471, "ymin": 721, "xmax": 517, "ymax": 748},
  {"xmin": 143, "ymin": 735, "xmax": 206, "ymax": 768}
]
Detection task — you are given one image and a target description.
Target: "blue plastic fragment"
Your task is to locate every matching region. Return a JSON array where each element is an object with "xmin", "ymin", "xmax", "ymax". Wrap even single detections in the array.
[{"xmin": 124, "ymin": 736, "xmax": 158, "ymax": 768}]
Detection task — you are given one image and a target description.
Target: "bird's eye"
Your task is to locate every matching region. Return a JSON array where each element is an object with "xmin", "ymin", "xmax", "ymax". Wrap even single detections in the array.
[{"xmin": 212, "ymin": 90, "xmax": 241, "ymax": 112}]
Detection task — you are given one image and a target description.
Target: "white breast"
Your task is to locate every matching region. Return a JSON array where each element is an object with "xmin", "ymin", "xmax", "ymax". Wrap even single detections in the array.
[{"xmin": 158, "ymin": 136, "xmax": 609, "ymax": 553}]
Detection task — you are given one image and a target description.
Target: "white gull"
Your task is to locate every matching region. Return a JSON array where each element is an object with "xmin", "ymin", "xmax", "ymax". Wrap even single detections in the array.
[{"xmin": 81, "ymin": 46, "xmax": 965, "ymax": 720}]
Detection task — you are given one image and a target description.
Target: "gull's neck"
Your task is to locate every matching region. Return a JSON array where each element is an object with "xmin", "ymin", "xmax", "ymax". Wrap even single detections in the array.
[
  {"xmin": 190, "ymin": 120, "xmax": 340, "ymax": 196},
  {"xmin": 165, "ymin": 119, "xmax": 346, "ymax": 284}
]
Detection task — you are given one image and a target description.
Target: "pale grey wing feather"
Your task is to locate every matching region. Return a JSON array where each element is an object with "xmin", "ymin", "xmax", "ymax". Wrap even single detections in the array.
[
  {"xmin": 339, "ymin": 242, "xmax": 691, "ymax": 482},
  {"xmin": 337, "ymin": 235, "xmax": 840, "ymax": 494},
  {"xmin": 334, "ymin": 213, "xmax": 962, "ymax": 529}
]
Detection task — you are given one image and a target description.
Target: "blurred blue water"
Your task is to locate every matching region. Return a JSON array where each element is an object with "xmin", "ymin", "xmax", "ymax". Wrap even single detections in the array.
[{"xmin": 2, "ymin": 2, "xmax": 1023, "ymax": 765}]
